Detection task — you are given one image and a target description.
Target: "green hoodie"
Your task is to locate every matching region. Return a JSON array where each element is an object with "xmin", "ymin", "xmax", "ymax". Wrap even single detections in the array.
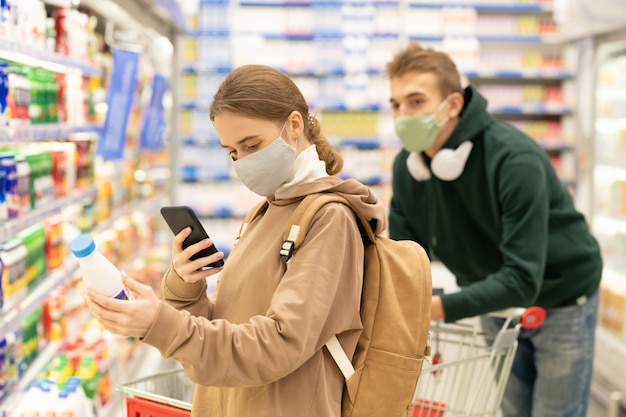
[{"xmin": 389, "ymin": 85, "xmax": 602, "ymax": 322}]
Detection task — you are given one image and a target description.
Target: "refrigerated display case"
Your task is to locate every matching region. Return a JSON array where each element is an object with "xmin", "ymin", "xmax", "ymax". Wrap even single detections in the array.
[{"xmin": 590, "ymin": 32, "xmax": 626, "ymax": 409}]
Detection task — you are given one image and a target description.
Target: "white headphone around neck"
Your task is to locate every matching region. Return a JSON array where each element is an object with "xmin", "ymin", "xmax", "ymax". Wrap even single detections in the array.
[
  {"xmin": 431, "ymin": 141, "xmax": 474, "ymax": 181},
  {"xmin": 406, "ymin": 141, "xmax": 474, "ymax": 182}
]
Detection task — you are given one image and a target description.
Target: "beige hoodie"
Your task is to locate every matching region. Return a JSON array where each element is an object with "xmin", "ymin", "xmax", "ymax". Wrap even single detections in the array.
[{"xmin": 142, "ymin": 176, "xmax": 387, "ymax": 417}]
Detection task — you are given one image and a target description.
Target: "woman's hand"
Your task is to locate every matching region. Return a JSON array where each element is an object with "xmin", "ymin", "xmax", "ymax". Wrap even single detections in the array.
[
  {"xmin": 171, "ymin": 227, "xmax": 224, "ymax": 284},
  {"xmin": 431, "ymin": 295, "xmax": 445, "ymax": 321},
  {"xmin": 85, "ymin": 273, "xmax": 160, "ymax": 338}
]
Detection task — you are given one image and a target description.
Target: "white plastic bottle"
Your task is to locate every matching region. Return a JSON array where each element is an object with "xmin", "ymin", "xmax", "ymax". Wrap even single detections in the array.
[{"xmin": 70, "ymin": 234, "xmax": 129, "ymax": 300}]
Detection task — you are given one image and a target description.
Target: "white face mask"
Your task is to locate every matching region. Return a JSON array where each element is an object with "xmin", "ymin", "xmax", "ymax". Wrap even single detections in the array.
[{"xmin": 232, "ymin": 126, "xmax": 296, "ymax": 196}]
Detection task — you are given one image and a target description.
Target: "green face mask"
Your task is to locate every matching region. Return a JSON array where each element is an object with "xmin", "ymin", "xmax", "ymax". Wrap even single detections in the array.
[{"xmin": 394, "ymin": 98, "xmax": 449, "ymax": 153}]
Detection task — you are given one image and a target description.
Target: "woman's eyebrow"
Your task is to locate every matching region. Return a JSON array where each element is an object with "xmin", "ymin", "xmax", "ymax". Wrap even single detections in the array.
[{"xmin": 220, "ymin": 135, "xmax": 260, "ymax": 148}]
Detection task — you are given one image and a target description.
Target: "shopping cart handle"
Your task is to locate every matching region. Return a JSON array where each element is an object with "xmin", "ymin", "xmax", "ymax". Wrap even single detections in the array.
[
  {"xmin": 488, "ymin": 306, "xmax": 546, "ymax": 329},
  {"xmin": 519, "ymin": 306, "xmax": 546, "ymax": 329},
  {"xmin": 487, "ymin": 307, "xmax": 526, "ymax": 319}
]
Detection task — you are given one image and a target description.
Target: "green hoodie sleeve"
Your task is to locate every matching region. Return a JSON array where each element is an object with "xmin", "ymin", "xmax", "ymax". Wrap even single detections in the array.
[{"xmin": 441, "ymin": 151, "xmax": 549, "ymax": 322}]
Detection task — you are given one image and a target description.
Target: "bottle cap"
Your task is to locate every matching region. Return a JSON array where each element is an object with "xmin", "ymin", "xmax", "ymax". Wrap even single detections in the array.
[{"xmin": 70, "ymin": 235, "xmax": 96, "ymax": 258}]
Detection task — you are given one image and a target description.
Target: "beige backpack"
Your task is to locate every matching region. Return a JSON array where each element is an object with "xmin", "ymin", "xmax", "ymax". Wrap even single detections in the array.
[{"xmin": 239, "ymin": 192, "xmax": 432, "ymax": 417}]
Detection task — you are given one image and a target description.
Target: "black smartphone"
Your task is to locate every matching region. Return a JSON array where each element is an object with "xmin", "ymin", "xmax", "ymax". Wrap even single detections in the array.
[{"xmin": 160, "ymin": 206, "xmax": 225, "ymax": 268}]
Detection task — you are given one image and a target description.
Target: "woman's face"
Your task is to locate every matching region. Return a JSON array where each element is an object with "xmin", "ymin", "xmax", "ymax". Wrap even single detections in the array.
[{"xmin": 215, "ymin": 113, "xmax": 286, "ymax": 161}]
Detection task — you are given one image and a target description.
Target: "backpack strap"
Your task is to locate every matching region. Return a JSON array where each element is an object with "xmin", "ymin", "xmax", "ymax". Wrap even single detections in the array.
[
  {"xmin": 235, "ymin": 199, "xmax": 270, "ymax": 245},
  {"xmin": 326, "ymin": 335, "xmax": 355, "ymax": 379},
  {"xmin": 280, "ymin": 192, "xmax": 375, "ymax": 263},
  {"xmin": 281, "ymin": 192, "xmax": 376, "ymax": 381}
]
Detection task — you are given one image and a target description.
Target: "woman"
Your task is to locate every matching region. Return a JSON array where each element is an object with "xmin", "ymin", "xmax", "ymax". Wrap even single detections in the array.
[{"xmin": 85, "ymin": 64, "xmax": 387, "ymax": 417}]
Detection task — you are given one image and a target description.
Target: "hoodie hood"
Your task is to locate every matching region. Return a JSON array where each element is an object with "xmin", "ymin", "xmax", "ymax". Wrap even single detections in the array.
[
  {"xmin": 443, "ymin": 85, "xmax": 495, "ymax": 150},
  {"xmin": 268, "ymin": 176, "xmax": 388, "ymax": 235}
]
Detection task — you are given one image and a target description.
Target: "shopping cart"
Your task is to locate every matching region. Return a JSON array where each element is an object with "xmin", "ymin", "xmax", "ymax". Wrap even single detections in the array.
[
  {"xmin": 411, "ymin": 307, "xmax": 546, "ymax": 417},
  {"xmin": 117, "ymin": 367, "xmax": 194, "ymax": 417}
]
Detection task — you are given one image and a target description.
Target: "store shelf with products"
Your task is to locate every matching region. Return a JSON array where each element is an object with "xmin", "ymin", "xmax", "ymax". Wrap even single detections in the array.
[
  {"xmin": 593, "ymin": 43, "xmax": 626, "ymax": 277},
  {"xmin": 172, "ymin": 0, "xmax": 577, "ymax": 256},
  {"xmin": 0, "ymin": 0, "xmax": 182, "ymax": 415},
  {"xmin": 0, "ymin": 202, "xmax": 171, "ymax": 411},
  {"xmin": 587, "ymin": 33, "xmax": 626, "ymax": 410}
]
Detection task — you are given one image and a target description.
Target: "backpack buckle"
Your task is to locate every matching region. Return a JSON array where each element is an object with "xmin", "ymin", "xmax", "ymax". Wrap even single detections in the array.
[{"xmin": 280, "ymin": 240, "xmax": 295, "ymax": 263}]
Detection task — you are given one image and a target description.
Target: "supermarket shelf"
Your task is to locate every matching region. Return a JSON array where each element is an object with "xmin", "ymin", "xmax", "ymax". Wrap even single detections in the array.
[
  {"xmin": 182, "ymin": 65, "xmax": 232, "ymax": 74},
  {"xmin": 595, "ymin": 164, "xmax": 626, "ymax": 182},
  {"xmin": 0, "ymin": 37, "xmax": 102, "ymax": 77},
  {"xmin": 0, "ymin": 186, "xmax": 99, "ymax": 243},
  {"xmin": 239, "ymin": 0, "xmax": 399, "ymax": 7},
  {"xmin": 408, "ymin": 2, "xmax": 553, "ymax": 12},
  {"xmin": 593, "ymin": 215, "xmax": 626, "ymax": 235},
  {"xmin": 539, "ymin": 142, "xmax": 575, "ymax": 153},
  {"xmin": 409, "ymin": 34, "xmax": 562, "ymax": 43},
  {"xmin": 337, "ymin": 138, "xmax": 381, "ymax": 149},
  {"xmin": 185, "ymin": 29, "xmax": 230, "ymax": 38},
  {"xmin": 267, "ymin": 67, "xmax": 572, "ymax": 80},
  {"xmin": 182, "ymin": 100, "xmax": 382, "ymax": 112},
  {"xmin": 238, "ymin": 0, "xmax": 553, "ymax": 10},
  {"xmin": 0, "ymin": 194, "xmax": 169, "ymax": 413},
  {"xmin": 0, "ymin": 257, "xmax": 79, "ymax": 340},
  {"xmin": 16, "ymin": 341, "xmax": 64, "ymax": 392},
  {"xmin": 594, "ymin": 326, "xmax": 626, "ymax": 409},
  {"xmin": 466, "ymin": 69, "xmax": 573, "ymax": 81},
  {"xmin": 0, "ymin": 340, "xmax": 64, "ymax": 413},
  {"xmin": 321, "ymin": 104, "xmax": 381, "ymax": 112},
  {"xmin": 491, "ymin": 106, "xmax": 572, "ymax": 117},
  {"xmin": 248, "ymin": 32, "xmax": 561, "ymax": 43},
  {"xmin": 92, "ymin": 193, "xmax": 169, "ymax": 234},
  {"xmin": 79, "ymin": 0, "xmax": 183, "ymax": 42},
  {"xmin": 0, "ymin": 124, "xmax": 101, "ymax": 143},
  {"xmin": 603, "ymin": 267, "xmax": 626, "ymax": 282}
]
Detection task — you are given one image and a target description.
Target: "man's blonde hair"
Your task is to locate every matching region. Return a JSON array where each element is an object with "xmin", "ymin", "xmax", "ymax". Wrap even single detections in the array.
[{"xmin": 386, "ymin": 42, "xmax": 463, "ymax": 97}]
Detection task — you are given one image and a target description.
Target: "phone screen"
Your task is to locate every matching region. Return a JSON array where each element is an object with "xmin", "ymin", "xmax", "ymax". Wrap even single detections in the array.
[{"xmin": 160, "ymin": 206, "xmax": 225, "ymax": 268}]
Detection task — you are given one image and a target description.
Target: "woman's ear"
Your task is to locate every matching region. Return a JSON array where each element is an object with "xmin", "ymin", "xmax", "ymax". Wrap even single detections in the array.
[
  {"xmin": 288, "ymin": 111, "xmax": 304, "ymax": 134},
  {"xmin": 448, "ymin": 91, "xmax": 465, "ymax": 118}
]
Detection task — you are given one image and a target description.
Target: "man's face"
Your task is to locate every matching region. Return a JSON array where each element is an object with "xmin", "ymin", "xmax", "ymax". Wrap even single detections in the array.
[{"xmin": 389, "ymin": 71, "xmax": 446, "ymax": 119}]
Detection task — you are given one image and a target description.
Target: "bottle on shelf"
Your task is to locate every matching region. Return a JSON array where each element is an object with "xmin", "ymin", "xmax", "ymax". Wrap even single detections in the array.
[
  {"xmin": 0, "ymin": 61, "xmax": 9, "ymax": 128},
  {"xmin": 69, "ymin": 234, "xmax": 130, "ymax": 300}
]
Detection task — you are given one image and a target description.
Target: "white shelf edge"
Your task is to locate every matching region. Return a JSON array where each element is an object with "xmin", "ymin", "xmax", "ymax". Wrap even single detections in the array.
[
  {"xmin": 594, "ymin": 164, "xmax": 626, "ymax": 182},
  {"xmin": 603, "ymin": 267, "xmax": 626, "ymax": 282},
  {"xmin": 0, "ymin": 37, "xmax": 102, "ymax": 77},
  {"xmin": 0, "ymin": 186, "xmax": 99, "ymax": 242},
  {"xmin": 594, "ymin": 215, "xmax": 626, "ymax": 235}
]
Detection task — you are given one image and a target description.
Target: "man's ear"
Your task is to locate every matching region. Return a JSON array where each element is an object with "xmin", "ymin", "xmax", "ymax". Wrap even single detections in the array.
[{"xmin": 448, "ymin": 91, "xmax": 465, "ymax": 118}]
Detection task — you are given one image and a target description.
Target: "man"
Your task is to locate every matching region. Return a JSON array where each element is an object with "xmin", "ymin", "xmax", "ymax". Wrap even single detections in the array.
[{"xmin": 386, "ymin": 42, "xmax": 602, "ymax": 417}]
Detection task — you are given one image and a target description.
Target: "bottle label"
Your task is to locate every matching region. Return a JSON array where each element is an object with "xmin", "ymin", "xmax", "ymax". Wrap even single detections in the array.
[{"xmin": 114, "ymin": 288, "xmax": 129, "ymax": 300}]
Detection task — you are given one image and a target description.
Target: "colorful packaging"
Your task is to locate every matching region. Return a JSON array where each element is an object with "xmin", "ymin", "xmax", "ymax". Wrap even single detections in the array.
[
  {"xmin": 0, "ymin": 237, "xmax": 27, "ymax": 312},
  {"xmin": 0, "ymin": 151, "xmax": 20, "ymax": 219}
]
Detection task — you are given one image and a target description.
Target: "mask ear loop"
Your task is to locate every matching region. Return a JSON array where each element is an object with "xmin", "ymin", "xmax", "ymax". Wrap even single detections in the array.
[
  {"xmin": 278, "ymin": 120, "xmax": 296, "ymax": 149},
  {"xmin": 433, "ymin": 96, "xmax": 450, "ymax": 128}
]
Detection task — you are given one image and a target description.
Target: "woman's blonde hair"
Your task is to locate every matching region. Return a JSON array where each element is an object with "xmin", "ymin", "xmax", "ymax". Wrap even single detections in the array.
[
  {"xmin": 210, "ymin": 65, "xmax": 343, "ymax": 175},
  {"xmin": 386, "ymin": 42, "xmax": 463, "ymax": 97}
]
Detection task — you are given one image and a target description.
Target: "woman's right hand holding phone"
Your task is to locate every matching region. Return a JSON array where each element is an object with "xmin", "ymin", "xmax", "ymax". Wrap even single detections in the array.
[{"xmin": 172, "ymin": 227, "xmax": 224, "ymax": 284}]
